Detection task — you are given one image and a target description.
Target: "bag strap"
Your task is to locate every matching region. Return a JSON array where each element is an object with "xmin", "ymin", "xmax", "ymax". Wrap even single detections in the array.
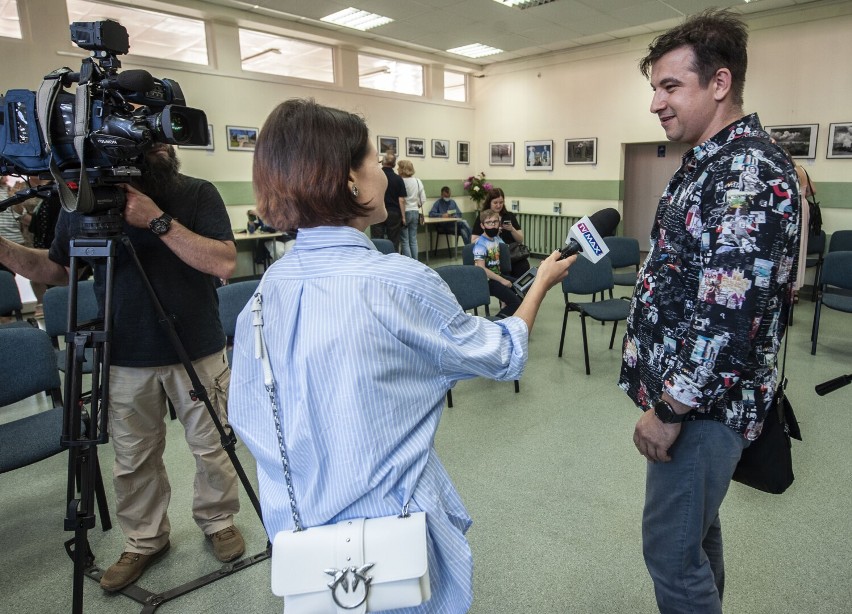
[
  {"xmin": 251, "ymin": 282, "xmax": 412, "ymax": 531},
  {"xmin": 802, "ymin": 168, "xmax": 817, "ymax": 200}
]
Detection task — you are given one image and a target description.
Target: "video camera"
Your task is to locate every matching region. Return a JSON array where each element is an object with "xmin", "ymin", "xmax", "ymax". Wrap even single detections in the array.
[{"xmin": 0, "ymin": 20, "xmax": 208, "ymax": 216}]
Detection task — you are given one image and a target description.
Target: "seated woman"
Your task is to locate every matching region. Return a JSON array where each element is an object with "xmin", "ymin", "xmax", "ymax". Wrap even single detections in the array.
[
  {"xmin": 227, "ymin": 98, "xmax": 575, "ymax": 613},
  {"xmin": 471, "ymin": 187, "xmax": 530, "ymax": 277}
]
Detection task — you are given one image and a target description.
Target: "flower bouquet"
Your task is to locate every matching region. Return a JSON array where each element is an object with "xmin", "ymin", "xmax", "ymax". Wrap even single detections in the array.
[{"xmin": 463, "ymin": 172, "xmax": 492, "ymax": 208}]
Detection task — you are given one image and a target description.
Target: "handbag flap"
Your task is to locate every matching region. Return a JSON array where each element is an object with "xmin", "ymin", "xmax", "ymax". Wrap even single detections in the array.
[{"xmin": 271, "ymin": 512, "xmax": 428, "ymax": 597}]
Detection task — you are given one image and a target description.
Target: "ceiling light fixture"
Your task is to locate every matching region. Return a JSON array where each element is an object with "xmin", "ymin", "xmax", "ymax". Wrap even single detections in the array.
[
  {"xmin": 446, "ymin": 43, "xmax": 503, "ymax": 59},
  {"xmin": 492, "ymin": 0, "xmax": 557, "ymax": 9},
  {"xmin": 321, "ymin": 8, "xmax": 393, "ymax": 31}
]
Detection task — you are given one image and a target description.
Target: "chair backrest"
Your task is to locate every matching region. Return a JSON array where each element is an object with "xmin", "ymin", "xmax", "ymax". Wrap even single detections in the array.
[
  {"xmin": 828, "ymin": 230, "xmax": 852, "ymax": 253},
  {"xmin": 604, "ymin": 237, "xmax": 640, "ymax": 270},
  {"xmin": 562, "ymin": 255, "xmax": 615, "ymax": 296},
  {"xmin": 435, "ymin": 265, "xmax": 491, "ymax": 313},
  {"xmin": 807, "ymin": 230, "xmax": 826, "ymax": 256},
  {"xmin": 42, "ymin": 280, "xmax": 99, "ymax": 341},
  {"xmin": 462, "ymin": 242, "xmax": 512, "ymax": 275},
  {"xmin": 0, "ymin": 270, "xmax": 23, "ymax": 319},
  {"xmin": 371, "ymin": 238, "xmax": 395, "ymax": 255},
  {"xmin": 820, "ymin": 251, "xmax": 852, "ymax": 290},
  {"xmin": 217, "ymin": 279, "xmax": 260, "ymax": 338},
  {"xmin": 0, "ymin": 327, "xmax": 62, "ymax": 406}
]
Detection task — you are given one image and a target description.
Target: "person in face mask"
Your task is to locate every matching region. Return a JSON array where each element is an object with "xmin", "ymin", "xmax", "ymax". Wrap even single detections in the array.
[
  {"xmin": 471, "ymin": 187, "xmax": 530, "ymax": 278},
  {"xmin": 471, "ymin": 208, "xmax": 521, "ymax": 317},
  {"xmin": 427, "ymin": 186, "xmax": 472, "ymax": 244}
]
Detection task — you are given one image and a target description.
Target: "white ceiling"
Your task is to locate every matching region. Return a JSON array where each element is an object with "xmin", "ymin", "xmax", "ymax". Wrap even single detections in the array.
[{"xmin": 196, "ymin": 0, "xmax": 832, "ymax": 66}]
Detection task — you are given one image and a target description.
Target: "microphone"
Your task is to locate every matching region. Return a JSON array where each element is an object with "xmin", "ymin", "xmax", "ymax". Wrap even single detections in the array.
[
  {"xmin": 110, "ymin": 69, "xmax": 156, "ymax": 93},
  {"xmin": 815, "ymin": 373, "xmax": 852, "ymax": 396},
  {"xmin": 558, "ymin": 207, "xmax": 621, "ymax": 262}
]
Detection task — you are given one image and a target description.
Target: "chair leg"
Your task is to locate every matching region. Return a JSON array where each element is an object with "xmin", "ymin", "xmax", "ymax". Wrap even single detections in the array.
[
  {"xmin": 446, "ymin": 389, "xmax": 453, "ymax": 408},
  {"xmin": 811, "ymin": 293, "xmax": 823, "ymax": 355},
  {"xmin": 558, "ymin": 304, "xmax": 570, "ymax": 357},
  {"xmin": 580, "ymin": 314, "xmax": 590, "ymax": 375},
  {"xmin": 609, "ymin": 320, "xmax": 619, "ymax": 350},
  {"xmin": 514, "ymin": 380, "xmax": 519, "ymax": 394},
  {"xmin": 811, "ymin": 261, "xmax": 822, "ymax": 302}
]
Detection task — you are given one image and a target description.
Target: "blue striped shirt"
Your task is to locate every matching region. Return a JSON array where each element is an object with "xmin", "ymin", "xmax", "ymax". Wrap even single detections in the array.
[{"xmin": 229, "ymin": 226, "xmax": 529, "ymax": 613}]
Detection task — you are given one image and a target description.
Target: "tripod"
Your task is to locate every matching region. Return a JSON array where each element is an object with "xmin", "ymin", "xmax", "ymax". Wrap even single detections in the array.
[{"xmin": 61, "ymin": 221, "xmax": 269, "ymax": 614}]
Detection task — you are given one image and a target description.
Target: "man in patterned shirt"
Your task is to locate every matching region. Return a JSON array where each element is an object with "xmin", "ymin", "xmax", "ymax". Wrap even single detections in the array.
[{"xmin": 619, "ymin": 9, "xmax": 800, "ymax": 613}]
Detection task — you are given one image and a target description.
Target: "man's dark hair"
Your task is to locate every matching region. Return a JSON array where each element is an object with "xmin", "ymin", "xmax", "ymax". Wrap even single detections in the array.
[
  {"xmin": 441, "ymin": 186, "xmax": 450, "ymax": 194},
  {"xmin": 253, "ymin": 99, "xmax": 372, "ymax": 230},
  {"xmin": 639, "ymin": 9, "xmax": 748, "ymax": 107}
]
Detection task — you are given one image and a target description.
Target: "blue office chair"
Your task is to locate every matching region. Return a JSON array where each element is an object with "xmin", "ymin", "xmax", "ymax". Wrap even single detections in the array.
[
  {"xmin": 217, "ymin": 279, "xmax": 261, "ymax": 365},
  {"xmin": 604, "ymin": 236, "xmax": 641, "ymax": 289},
  {"xmin": 0, "ymin": 327, "xmax": 111, "ymax": 530},
  {"xmin": 805, "ymin": 230, "xmax": 826, "ymax": 301},
  {"xmin": 828, "ymin": 229, "xmax": 852, "ymax": 253},
  {"xmin": 42, "ymin": 280, "xmax": 99, "ymax": 376},
  {"xmin": 371, "ymin": 238, "xmax": 396, "ymax": 254},
  {"xmin": 811, "ymin": 251, "xmax": 852, "ymax": 355},
  {"xmin": 461, "ymin": 242, "xmax": 512, "ymax": 277},
  {"xmin": 558, "ymin": 255, "xmax": 631, "ymax": 375},
  {"xmin": 435, "ymin": 265, "xmax": 519, "ymax": 406}
]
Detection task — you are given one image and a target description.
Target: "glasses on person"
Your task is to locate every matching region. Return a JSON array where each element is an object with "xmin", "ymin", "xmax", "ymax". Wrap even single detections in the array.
[{"xmin": 482, "ymin": 220, "xmax": 500, "ymax": 227}]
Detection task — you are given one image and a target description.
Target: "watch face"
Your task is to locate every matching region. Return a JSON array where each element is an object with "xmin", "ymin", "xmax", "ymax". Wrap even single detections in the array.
[{"xmin": 150, "ymin": 215, "xmax": 171, "ymax": 235}]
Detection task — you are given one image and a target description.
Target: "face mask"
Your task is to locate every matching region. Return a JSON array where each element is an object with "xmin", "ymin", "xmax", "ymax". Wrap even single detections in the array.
[
  {"xmin": 442, "ymin": 197, "xmax": 450, "ymax": 202},
  {"xmin": 484, "ymin": 227, "xmax": 500, "ymax": 238}
]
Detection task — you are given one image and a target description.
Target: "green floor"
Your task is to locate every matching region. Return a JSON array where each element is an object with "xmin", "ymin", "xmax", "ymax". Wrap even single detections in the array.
[{"xmin": 2, "ymin": 256, "xmax": 851, "ymax": 613}]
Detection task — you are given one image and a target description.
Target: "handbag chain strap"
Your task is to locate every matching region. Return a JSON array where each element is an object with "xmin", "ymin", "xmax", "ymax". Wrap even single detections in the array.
[
  {"xmin": 251, "ymin": 290, "xmax": 304, "ymax": 532},
  {"xmin": 250, "ymin": 286, "xmax": 412, "ymax": 532}
]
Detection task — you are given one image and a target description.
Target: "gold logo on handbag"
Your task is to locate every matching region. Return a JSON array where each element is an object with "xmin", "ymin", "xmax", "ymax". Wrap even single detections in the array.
[{"xmin": 325, "ymin": 564, "xmax": 375, "ymax": 609}]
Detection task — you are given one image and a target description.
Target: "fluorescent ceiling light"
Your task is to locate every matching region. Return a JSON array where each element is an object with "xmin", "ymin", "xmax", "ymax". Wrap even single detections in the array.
[
  {"xmin": 446, "ymin": 44, "xmax": 503, "ymax": 59},
  {"xmin": 321, "ymin": 8, "xmax": 393, "ymax": 31},
  {"xmin": 492, "ymin": 0, "xmax": 556, "ymax": 8}
]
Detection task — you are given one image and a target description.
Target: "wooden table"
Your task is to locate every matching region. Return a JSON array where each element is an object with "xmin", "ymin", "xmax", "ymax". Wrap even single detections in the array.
[
  {"xmin": 422, "ymin": 217, "xmax": 461, "ymax": 263},
  {"xmin": 233, "ymin": 230, "xmax": 284, "ymax": 274}
]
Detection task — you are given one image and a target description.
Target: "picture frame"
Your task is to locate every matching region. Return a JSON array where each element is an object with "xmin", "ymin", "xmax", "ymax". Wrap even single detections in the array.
[
  {"xmin": 765, "ymin": 124, "xmax": 819, "ymax": 158},
  {"xmin": 524, "ymin": 140, "xmax": 553, "ymax": 171},
  {"xmin": 432, "ymin": 139, "xmax": 449, "ymax": 158},
  {"xmin": 178, "ymin": 124, "xmax": 215, "ymax": 151},
  {"xmin": 564, "ymin": 138, "xmax": 597, "ymax": 165},
  {"xmin": 457, "ymin": 141, "xmax": 470, "ymax": 164},
  {"xmin": 406, "ymin": 137, "xmax": 425, "ymax": 157},
  {"xmin": 489, "ymin": 141, "xmax": 514, "ymax": 166},
  {"xmin": 827, "ymin": 122, "xmax": 852, "ymax": 159},
  {"xmin": 378, "ymin": 136, "xmax": 398, "ymax": 156},
  {"xmin": 226, "ymin": 126, "xmax": 258, "ymax": 151}
]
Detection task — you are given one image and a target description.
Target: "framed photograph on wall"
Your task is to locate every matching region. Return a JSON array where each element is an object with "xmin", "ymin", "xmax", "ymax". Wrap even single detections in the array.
[
  {"xmin": 226, "ymin": 126, "xmax": 258, "ymax": 151},
  {"xmin": 765, "ymin": 124, "xmax": 819, "ymax": 158},
  {"xmin": 457, "ymin": 141, "xmax": 470, "ymax": 164},
  {"xmin": 489, "ymin": 141, "xmax": 514, "ymax": 166},
  {"xmin": 178, "ymin": 124, "xmax": 215, "ymax": 151},
  {"xmin": 432, "ymin": 139, "xmax": 450, "ymax": 158},
  {"xmin": 406, "ymin": 137, "xmax": 425, "ymax": 157},
  {"xmin": 378, "ymin": 136, "xmax": 398, "ymax": 156},
  {"xmin": 524, "ymin": 140, "xmax": 553, "ymax": 171},
  {"xmin": 564, "ymin": 138, "xmax": 597, "ymax": 165},
  {"xmin": 827, "ymin": 122, "xmax": 852, "ymax": 158}
]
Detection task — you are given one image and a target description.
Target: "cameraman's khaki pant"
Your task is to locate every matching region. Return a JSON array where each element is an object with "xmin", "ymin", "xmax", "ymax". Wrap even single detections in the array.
[{"xmin": 106, "ymin": 349, "xmax": 240, "ymax": 554}]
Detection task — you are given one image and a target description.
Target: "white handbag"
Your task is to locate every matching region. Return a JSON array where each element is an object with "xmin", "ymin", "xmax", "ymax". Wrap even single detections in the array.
[{"xmin": 251, "ymin": 290, "xmax": 432, "ymax": 613}]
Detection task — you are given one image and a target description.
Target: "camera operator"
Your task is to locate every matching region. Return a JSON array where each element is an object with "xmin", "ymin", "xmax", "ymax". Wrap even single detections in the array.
[{"xmin": 0, "ymin": 143, "xmax": 244, "ymax": 591}]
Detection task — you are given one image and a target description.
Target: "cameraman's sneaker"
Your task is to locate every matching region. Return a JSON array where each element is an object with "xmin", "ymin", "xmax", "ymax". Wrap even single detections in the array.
[
  {"xmin": 207, "ymin": 525, "xmax": 245, "ymax": 562},
  {"xmin": 100, "ymin": 542, "xmax": 170, "ymax": 592}
]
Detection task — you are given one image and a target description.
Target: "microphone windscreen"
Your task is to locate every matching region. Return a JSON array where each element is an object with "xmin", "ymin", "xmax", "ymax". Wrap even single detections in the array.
[
  {"xmin": 116, "ymin": 69, "xmax": 156, "ymax": 93},
  {"xmin": 588, "ymin": 208, "xmax": 621, "ymax": 237}
]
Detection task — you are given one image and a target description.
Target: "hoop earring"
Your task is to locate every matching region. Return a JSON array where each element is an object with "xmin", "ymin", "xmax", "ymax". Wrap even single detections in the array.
[{"xmin": 351, "ymin": 185, "xmax": 359, "ymax": 197}]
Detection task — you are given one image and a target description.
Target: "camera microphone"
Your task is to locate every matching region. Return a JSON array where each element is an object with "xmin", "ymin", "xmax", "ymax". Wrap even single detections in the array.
[
  {"xmin": 558, "ymin": 207, "xmax": 621, "ymax": 262},
  {"xmin": 815, "ymin": 373, "xmax": 852, "ymax": 396},
  {"xmin": 110, "ymin": 69, "xmax": 156, "ymax": 93}
]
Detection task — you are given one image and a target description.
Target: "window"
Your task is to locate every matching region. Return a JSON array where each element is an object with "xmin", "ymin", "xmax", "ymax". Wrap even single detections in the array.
[
  {"xmin": 66, "ymin": 0, "xmax": 208, "ymax": 65},
  {"xmin": 358, "ymin": 54, "xmax": 423, "ymax": 96},
  {"xmin": 239, "ymin": 29, "xmax": 333, "ymax": 83},
  {"xmin": 444, "ymin": 70, "xmax": 466, "ymax": 102},
  {"xmin": 0, "ymin": 0, "xmax": 22, "ymax": 39}
]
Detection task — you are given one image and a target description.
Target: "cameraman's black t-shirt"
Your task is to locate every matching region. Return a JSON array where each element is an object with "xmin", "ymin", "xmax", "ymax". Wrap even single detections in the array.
[{"xmin": 49, "ymin": 176, "xmax": 234, "ymax": 367}]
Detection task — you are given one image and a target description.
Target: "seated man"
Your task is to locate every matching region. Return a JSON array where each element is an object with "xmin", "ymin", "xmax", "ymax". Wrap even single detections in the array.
[
  {"xmin": 472, "ymin": 209, "xmax": 521, "ymax": 318},
  {"xmin": 247, "ymin": 208, "xmax": 295, "ymax": 262},
  {"xmin": 428, "ymin": 186, "xmax": 472, "ymax": 245}
]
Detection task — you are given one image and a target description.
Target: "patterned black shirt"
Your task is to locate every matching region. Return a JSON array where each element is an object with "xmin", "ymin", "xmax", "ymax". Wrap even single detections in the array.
[{"xmin": 619, "ymin": 114, "xmax": 800, "ymax": 439}]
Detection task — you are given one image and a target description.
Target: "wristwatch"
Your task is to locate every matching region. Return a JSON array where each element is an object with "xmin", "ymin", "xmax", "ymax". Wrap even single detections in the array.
[
  {"xmin": 149, "ymin": 213, "xmax": 173, "ymax": 236},
  {"xmin": 654, "ymin": 399, "xmax": 691, "ymax": 424}
]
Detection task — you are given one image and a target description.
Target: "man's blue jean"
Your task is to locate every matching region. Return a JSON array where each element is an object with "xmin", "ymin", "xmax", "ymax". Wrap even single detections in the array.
[{"xmin": 643, "ymin": 419, "xmax": 748, "ymax": 614}]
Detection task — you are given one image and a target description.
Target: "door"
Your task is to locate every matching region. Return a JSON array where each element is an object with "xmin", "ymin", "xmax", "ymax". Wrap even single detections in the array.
[{"xmin": 623, "ymin": 142, "xmax": 690, "ymax": 252}]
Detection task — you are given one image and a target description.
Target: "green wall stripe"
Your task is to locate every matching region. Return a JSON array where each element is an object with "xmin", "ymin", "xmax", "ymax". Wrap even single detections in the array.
[{"xmin": 214, "ymin": 179, "xmax": 852, "ymax": 209}]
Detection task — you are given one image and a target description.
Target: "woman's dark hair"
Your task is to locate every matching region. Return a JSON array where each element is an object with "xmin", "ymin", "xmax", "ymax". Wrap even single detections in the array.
[
  {"xmin": 253, "ymin": 99, "xmax": 372, "ymax": 229},
  {"xmin": 483, "ymin": 187, "xmax": 505, "ymax": 211},
  {"xmin": 639, "ymin": 9, "xmax": 748, "ymax": 107}
]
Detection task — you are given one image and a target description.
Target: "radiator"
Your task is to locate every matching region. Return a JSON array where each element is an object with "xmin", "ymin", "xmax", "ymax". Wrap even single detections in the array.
[{"xmin": 516, "ymin": 213, "xmax": 581, "ymax": 257}]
